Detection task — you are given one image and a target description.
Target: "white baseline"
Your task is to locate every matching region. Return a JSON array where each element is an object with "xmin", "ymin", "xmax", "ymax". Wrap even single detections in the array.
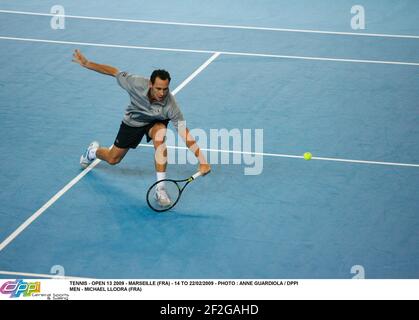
[
  {"xmin": 1, "ymin": 36, "xmax": 419, "ymax": 67},
  {"xmin": 1, "ymin": 9, "xmax": 419, "ymax": 39},
  {"xmin": 0, "ymin": 270, "xmax": 91, "ymax": 280},
  {"xmin": 139, "ymin": 144, "xmax": 419, "ymax": 168}
]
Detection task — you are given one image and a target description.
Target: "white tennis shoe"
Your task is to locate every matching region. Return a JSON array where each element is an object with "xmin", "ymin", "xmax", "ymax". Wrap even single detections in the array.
[
  {"xmin": 155, "ymin": 187, "xmax": 171, "ymax": 207},
  {"xmin": 80, "ymin": 141, "xmax": 99, "ymax": 169}
]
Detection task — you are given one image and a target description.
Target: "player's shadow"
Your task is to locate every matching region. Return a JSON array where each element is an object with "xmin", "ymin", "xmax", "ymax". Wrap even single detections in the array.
[
  {"xmin": 95, "ymin": 162, "xmax": 154, "ymax": 178},
  {"xmin": 89, "ymin": 171, "xmax": 219, "ymax": 220},
  {"xmin": 155, "ymin": 210, "xmax": 221, "ymax": 220}
]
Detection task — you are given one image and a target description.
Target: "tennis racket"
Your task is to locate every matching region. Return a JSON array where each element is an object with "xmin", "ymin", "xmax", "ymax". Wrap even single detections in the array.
[{"xmin": 146, "ymin": 171, "xmax": 204, "ymax": 212}]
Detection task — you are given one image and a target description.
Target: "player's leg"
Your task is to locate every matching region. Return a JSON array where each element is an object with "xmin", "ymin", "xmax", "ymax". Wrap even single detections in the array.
[
  {"xmin": 148, "ymin": 122, "xmax": 171, "ymax": 206},
  {"xmin": 148, "ymin": 122, "xmax": 168, "ymax": 173},
  {"xmin": 96, "ymin": 146, "xmax": 129, "ymax": 165},
  {"xmin": 80, "ymin": 141, "xmax": 129, "ymax": 168},
  {"xmin": 80, "ymin": 122, "xmax": 139, "ymax": 168}
]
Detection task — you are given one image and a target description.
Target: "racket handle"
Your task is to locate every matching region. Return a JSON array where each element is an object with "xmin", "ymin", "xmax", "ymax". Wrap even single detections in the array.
[{"xmin": 192, "ymin": 171, "xmax": 202, "ymax": 180}]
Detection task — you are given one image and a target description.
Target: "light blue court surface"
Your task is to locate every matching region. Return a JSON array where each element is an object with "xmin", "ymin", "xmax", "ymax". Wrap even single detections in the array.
[{"xmin": 0, "ymin": 1, "xmax": 418, "ymax": 279}]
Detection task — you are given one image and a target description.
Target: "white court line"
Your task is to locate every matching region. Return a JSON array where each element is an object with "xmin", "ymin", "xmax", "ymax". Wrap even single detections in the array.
[
  {"xmin": 0, "ymin": 158, "xmax": 100, "ymax": 251},
  {"xmin": 172, "ymin": 52, "xmax": 220, "ymax": 94},
  {"xmin": 138, "ymin": 144, "xmax": 419, "ymax": 168},
  {"xmin": 1, "ymin": 36, "xmax": 419, "ymax": 67},
  {"xmin": 0, "ymin": 270, "xmax": 91, "ymax": 280},
  {"xmin": 0, "ymin": 52, "xmax": 220, "ymax": 252},
  {"xmin": 1, "ymin": 9, "xmax": 419, "ymax": 39}
]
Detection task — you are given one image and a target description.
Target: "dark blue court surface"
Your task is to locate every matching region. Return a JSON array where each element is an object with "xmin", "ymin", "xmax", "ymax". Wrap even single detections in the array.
[{"xmin": 0, "ymin": 0, "xmax": 418, "ymax": 279}]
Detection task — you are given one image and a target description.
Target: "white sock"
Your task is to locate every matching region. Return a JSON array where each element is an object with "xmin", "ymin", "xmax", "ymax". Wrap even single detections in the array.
[
  {"xmin": 156, "ymin": 172, "xmax": 166, "ymax": 189},
  {"xmin": 88, "ymin": 147, "xmax": 98, "ymax": 161}
]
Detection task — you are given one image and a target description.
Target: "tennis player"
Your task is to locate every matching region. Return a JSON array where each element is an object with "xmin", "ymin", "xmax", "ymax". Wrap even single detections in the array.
[{"xmin": 72, "ymin": 49, "xmax": 211, "ymax": 206}]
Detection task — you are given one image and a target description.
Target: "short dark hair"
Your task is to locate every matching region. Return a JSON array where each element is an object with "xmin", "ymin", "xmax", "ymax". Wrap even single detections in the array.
[{"xmin": 150, "ymin": 69, "xmax": 171, "ymax": 84}]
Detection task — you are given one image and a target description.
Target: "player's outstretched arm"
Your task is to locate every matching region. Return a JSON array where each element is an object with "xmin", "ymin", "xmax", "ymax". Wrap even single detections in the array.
[
  {"xmin": 72, "ymin": 49, "xmax": 119, "ymax": 77},
  {"xmin": 179, "ymin": 127, "xmax": 211, "ymax": 176}
]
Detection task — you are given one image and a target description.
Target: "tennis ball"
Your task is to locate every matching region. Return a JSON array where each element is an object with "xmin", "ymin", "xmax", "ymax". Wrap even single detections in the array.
[{"xmin": 304, "ymin": 152, "xmax": 312, "ymax": 160}]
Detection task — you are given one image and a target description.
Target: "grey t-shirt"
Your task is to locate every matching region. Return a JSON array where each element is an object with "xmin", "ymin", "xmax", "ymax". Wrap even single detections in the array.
[{"xmin": 116, "ymin": 71, "xmax": 185, "ymax": 130}]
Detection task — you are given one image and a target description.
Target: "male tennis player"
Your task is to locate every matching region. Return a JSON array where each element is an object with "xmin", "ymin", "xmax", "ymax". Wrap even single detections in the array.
[{"xmin": 72, "ymin": 49, "xmax": 211, "ymax": 206}]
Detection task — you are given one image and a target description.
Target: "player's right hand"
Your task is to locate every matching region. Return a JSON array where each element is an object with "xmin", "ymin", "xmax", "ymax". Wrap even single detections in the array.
[{"xmin": 199, "ymin": 163, "xmax": 211, "ymax": 176}]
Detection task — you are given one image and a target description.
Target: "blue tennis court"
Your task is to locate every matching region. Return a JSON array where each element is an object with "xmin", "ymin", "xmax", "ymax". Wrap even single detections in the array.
[{"xmin": 1, "ymin": 0, "xmax": 418, "ymax": 280}]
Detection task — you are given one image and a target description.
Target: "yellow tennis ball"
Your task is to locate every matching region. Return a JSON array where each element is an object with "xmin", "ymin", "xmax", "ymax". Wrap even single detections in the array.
[{"xmin": 304, "ymin": 152, "xmax": 312, "ymax": 160}]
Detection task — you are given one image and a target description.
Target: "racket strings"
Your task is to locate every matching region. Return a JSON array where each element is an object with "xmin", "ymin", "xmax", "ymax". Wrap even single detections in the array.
[{"xmin": 147, "ymin": 180, "xmax": 181, "ymax": 211}]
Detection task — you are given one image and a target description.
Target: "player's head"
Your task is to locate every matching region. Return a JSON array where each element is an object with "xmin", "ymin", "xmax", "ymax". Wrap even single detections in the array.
[
  {"xmin": 149, "ymin": 69, "xmax": 171, "ymax": 101},
  {"xmin": 150, "ymin": 69, "xmax": 171, "ymax": 84}
]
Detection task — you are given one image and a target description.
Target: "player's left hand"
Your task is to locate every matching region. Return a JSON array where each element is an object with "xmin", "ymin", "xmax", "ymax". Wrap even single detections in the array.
[{"xmin": 72, "ymin": 49, "xmax": 88, "ymax": 67}]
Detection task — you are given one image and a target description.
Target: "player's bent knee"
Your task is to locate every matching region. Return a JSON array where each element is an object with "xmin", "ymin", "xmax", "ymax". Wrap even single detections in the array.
[
  {"xmin": 153, "ymin": 138, "xmax": 167, "ymax": 147},
  {"xmin": 108, "ymin": 156, "xmax": 122, "ymax": 165},
  {"xmin": 151, "ymin": 124, "xmax": 167, "ymax": 140}
]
